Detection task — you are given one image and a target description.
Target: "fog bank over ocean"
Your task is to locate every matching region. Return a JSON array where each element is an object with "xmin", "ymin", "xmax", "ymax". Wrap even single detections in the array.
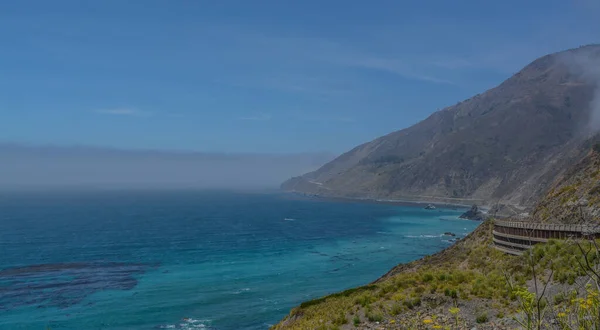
[{"xmin": 0, "ymin": 143, "xmax": 335, "ymax": 190}]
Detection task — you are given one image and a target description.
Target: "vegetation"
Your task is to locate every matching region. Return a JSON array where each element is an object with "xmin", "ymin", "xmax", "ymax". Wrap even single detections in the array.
[
  {"xmin": 352, "ymin": 315, "xmax": 360, "ymax": 326},
  {"xmin": 475, "ymin": 311, "xmax": 488, "ymax": 324},
  {"xmin": 273, "ymin": 220, "xmax": 600, "ymax": 329}
]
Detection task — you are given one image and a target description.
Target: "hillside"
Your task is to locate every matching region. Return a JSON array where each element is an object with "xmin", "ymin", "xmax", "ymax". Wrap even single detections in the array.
[
  {"xmin": 530, "ymin": 142, "xmax": 600, "ymax": 223},
  {"xmin": 274, "ymin": 146, "xmax": 600, "ymax": 329},
  {"xmin": 282, "ymin": 45, "xmax": 600, "ymax": 208}
]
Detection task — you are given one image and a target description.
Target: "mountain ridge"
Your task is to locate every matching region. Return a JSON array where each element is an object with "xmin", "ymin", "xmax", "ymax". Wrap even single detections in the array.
[{"xmin": 282, "ymin": 44, "xmax": 600, "ymax": 208}]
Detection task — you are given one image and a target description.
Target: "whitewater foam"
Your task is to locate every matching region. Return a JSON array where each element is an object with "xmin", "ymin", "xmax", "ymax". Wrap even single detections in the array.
[
  {"xmin": 161, "ymin": 318, "xmax": 211, "ymax": 329},
  {"xmin": 231, "ymin": 288, "xmax": 251, "ymax": 294},
  {"xmin": 404, "ymin": 234, "xmax": 443, "ymax": 238}
]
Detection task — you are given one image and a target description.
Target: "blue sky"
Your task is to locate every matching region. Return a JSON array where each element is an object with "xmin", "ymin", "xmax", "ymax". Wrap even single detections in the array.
[{"xmin": 1, "ymin": 0, "xmax": 599, "ymax": 154}]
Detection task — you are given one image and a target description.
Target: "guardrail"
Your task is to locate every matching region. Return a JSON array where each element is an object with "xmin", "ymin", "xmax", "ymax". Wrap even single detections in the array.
[{"xmin": 492, "ymin": 220, "xmax": 600, "ymax": 255}]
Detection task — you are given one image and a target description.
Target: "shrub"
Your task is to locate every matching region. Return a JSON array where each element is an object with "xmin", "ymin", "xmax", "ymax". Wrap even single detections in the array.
[
  {"xmin": 454, "ymin": 272, "xmax": 467, "ymax": 284},
  {"xmin": 423, "ymin": 273, "xmax": 434, "ymax": 282},
  {"xmin": 332, "ymin": 312, "xmax": 347, "ymax": 325},
  {"xmin": 299, "ymin": 284, "xmax": 377, "ymax": 309},
  {"xmin": 553, "ymin": 292, "xmax": 566, "ymax": 305},
  {"xmin": 402, "ymin": 298, "xmax": 421, "ymax": 310},
  {"xmin": 354, "ymin": 293, "xmax": 375, "ymax": 307},
  {"xmin": 476, "ymin": 312, "xmax": 489, "ymax": 324},
  {"xmin": 379, "ymin": 283, "xmax": 395, "ymax": 296},
  {"xmin": 390, "ymin": 303, "xmax": 403, "ymax": 316},
  {"xmin": 430, "ymin": 284, "xmax": 438, "ymax": 294},
  {"xmin": 444, "ymin": 288, "xmax": 458, "ymax": 299},
  {"xmin": 391, "ymin": 293, "xmax": 405, "ymax": 302},
  {"xmin": 366, "ymin": 312, "xmax": 384, "ymax": 322},
  {"xmin": 353, "ymin": 315, "xmax": 360, "ymax": 326}
]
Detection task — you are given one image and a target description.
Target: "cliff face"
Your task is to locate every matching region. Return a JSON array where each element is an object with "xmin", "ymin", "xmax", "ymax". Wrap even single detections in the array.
[
  {"xmin": 282, "ymin": 45, "xmax": 600, "ymax": 208},
  {"xmin": 529, "ymin": 143, "xmax": 600, "ymax": 224}
]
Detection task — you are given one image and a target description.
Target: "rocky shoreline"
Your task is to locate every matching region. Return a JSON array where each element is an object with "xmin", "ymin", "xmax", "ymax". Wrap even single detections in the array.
[{"xmin": 282, "ymin": 191, "xmax": 489, "ymax": 213}]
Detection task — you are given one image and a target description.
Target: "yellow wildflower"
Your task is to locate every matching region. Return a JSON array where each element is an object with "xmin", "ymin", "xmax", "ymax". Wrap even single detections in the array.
[
  {"xmin": 557, "ymin": 312, "xmax": 567, "ymax": 318},
  {"xmin": 433, "ymin": 325, "xmax": 443, "ymax": 329},
  {"xmin": 423, "ymin": 319, "xmax": 433, "ymax": 324}
]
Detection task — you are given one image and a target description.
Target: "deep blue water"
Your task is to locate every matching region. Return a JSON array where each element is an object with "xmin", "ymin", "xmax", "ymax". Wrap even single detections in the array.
[{"xmin": 0, "ymin": 191, "xmax": 479, "ymax": 330}]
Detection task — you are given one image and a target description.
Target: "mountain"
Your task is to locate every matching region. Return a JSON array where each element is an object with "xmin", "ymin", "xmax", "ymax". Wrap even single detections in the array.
[{"xmin": 282, "ymin": 45, "xmax": 600, "ymax": 208}]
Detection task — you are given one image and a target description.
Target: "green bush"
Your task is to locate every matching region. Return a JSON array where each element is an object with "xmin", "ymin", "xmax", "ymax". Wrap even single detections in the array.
[
  {"xmin": 353, "ymin": 315, "xmax": 360, "ymax": 326},
  {"xmin": 476, "ymin": 312, "xmax": 489, "ymax": 323},
  {"xmin": 554, "ymin": 292, "xmax": 566, "ymax": 305},
  {"xmin": 444, "ymin": 288, "xmax": 458, "ymax": 299},
  {"xmin": 354, "ymin": 293, "xmax": 375, "ymax": 307},
  {"xmin": 390, "ymin": 303, "xmax": 403, "ymax": 316},
  {"xmin": 366, "ymin": 312, "xmax": 383, "ymax": 322},
  {"xmin": 430, "ymin": 283, "xmax": 438, "ymax": 294},
  {"xmin": 402, "ymin": 297, "xmax": 421, "ymax": 310},
  {"xmin": 422, "ymin": 273, "xmax": 434, "ymax": 282},
  {"xmin": 299, "ymin": 284, "xmax": 377, "ymax": 309},
  {"xmin": 332, "ymin": 312, "xmax": 347, "ymax": 325}
]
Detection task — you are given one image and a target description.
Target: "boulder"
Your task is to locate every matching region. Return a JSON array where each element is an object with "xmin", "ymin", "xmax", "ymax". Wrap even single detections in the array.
[{"xmin": 459, "ymin": 205, "xmax": 485, "ymax": 221}]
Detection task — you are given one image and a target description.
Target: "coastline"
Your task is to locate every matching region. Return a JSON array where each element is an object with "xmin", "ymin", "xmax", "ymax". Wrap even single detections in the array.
[
  {"xmin": 280, "ymin": 191, "xmax": 481, "ymax": 211},
  {"xmin": 272, "ymin": 221, "xmax": 494, "ymax": 329}
]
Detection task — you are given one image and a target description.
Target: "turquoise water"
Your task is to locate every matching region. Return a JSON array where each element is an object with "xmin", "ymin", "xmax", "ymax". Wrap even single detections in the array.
[{"xmin": 0, "ymin": 191, "xmax": 479, "ymax": 329}]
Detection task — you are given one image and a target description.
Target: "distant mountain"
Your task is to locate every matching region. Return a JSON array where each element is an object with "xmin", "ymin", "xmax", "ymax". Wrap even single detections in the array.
[{"xmin": 282, "ymin": 45, "xmax": 600, "ymax": 208}]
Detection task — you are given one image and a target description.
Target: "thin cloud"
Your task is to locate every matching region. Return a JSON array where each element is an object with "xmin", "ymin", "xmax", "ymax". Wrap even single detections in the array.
[
  {"xmin": 216, "ymin": 29, "xmax": 458, "ymax": 86},
  {"xmin": 237, "ymin": 113, "xmax": 272, "ymax": 121},
  {"xmin": 430, "ymin": 58, "xmax": 474, "ymax": 70},
  {"xmin": 290, "ymin": 112, "xmax": 356, "ymax": 123},
  {"xmin": 94, "ymin": 108, "xmax": 149, "ymax": 116},
  {"xmin": 341, "ymin": 57, "xmax": 456, "ymax": 85},
  {"xmin": 220, "ymin": 74, "xmax": 356, "ymax": 98}
]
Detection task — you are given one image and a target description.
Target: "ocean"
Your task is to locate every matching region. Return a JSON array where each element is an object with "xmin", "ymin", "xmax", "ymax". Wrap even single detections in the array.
[{"xmin": 0, "ymin": 191, "xmax": 479, "ymax": 330}]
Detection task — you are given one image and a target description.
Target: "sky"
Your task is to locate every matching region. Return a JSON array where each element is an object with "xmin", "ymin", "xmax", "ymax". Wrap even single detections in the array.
[{"xmin": 1, "ymin": 0, "xmax": 599, "ymax": 154}]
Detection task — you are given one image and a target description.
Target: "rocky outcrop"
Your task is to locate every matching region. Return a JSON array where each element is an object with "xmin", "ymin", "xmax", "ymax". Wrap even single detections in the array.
[{"xmin": 459, "ymin": 205, "xmax": 486, "ymax": 221}]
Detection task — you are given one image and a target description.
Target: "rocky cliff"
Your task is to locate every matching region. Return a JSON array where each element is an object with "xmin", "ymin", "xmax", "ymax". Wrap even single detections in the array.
[
  {"xmin": 529, "ymin": 141, "xmax": 600, "ymax": 223},
  {"xmin": 282, "ymin": 45, "xmax": 600, "ymax": 208}
]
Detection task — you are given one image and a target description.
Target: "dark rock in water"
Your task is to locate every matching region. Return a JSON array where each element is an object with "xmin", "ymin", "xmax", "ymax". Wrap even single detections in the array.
[
  {"xmin": 424, "ymin": 204, "xmax": 436, "ymax": 210},
  {"xmin": 443, "ymin": 232, "xmax": 456, "ymax": 237},
  {"xmin": 460, "ymin": 205, "xmax": 485, "ymax": 221}
]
